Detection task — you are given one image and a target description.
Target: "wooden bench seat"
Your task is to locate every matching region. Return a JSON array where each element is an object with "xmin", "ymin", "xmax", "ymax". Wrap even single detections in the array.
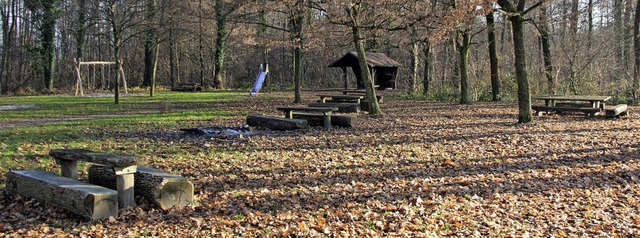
[
  {"xmin": 50, "ymin": 149, "xmax": 138, "ymax": 208},
  {"xmin": 246, "ymin": 114, "xmax": 308, "ymax": 130},
  {"xmin": 6, "ymin": 170, "xmax": 118, "ymax": 221},
  {"xmin": 308, "ymin": 102, "xmax": 360, "ymax": 113},
  {"xmin": 89, "ymin": 165, "xmax": 194, "ymax": 210}
]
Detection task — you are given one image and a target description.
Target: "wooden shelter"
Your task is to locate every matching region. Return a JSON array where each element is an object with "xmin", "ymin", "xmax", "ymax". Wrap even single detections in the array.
[{"xmin": 328, "ymin": 52, "xmax": 401, "ymax": 90}]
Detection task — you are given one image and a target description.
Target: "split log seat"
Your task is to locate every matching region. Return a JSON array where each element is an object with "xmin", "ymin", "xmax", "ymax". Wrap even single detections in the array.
[
  {"xmin": 606, "ymin": 104, "xmax": 628, "ymax": 118},
  {"xmin": 308, "ymin": 102, "xmax": 360, "ymax": 113},
  {"xmin": 89, "ymin": 165, "xmax": 194, "ymax": 210},
  {"xmin": 5, "ymin": 170, "xmax": 118, "ymax": 221},
  {"xmin": 49, "ymin": 149, "xmax": 138, "ymax": 209},
  {"xmin": 247, "ymin": 114, "xmax": 308, "ymax": 130},
  {"xmin": 292, "ymin": 113, "xmax": 356, "ymax": 128},
  {"xmin": 531, "ymin": 105, "xmax": 600, "ymax": 116}
]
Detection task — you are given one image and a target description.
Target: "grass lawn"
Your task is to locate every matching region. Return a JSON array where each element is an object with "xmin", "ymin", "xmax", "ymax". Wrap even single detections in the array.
[{"xmin": 1, "ymin": 90, "xmax": 639, "ymax": 236}]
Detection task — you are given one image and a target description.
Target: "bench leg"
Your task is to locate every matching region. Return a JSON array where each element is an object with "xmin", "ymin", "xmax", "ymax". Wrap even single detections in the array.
[
  {"xmin": 323, "ymin": 113, "xmax": 332, "ymax": 129},
  {"xmin": 114, "ymin": 165, "xmax": 137, "ymax": 209},
  {"xmin": 55, "ymin": 158, "xmax": 78, "ymax": 179}
]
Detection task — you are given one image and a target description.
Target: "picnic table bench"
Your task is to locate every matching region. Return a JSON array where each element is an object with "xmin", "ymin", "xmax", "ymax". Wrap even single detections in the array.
[
  {"xmin": 317, "ymin": 94, "xmax": 364, "ymax": 104},
  {"xmin": 341, "ymin": 89, "xmax": 367, "ymax": 95},
  {"xmin": 531, "ymin": 95, "xmax": 611, "ymax": 117},
  {"xmin": 277, "ymin": 106, "xmax": 338, "ymax": 129},
  {"xmin": 49, "ymin": 149, "xmax": 138, "ymax": 208}
]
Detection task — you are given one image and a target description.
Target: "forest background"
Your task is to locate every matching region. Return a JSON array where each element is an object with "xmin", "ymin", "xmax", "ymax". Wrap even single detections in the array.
[{"xmin": 0, "ymin": 0, "xmax": 639, "ymax": 105}]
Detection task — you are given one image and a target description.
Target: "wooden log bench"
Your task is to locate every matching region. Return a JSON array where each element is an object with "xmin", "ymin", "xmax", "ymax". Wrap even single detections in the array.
[
  {"xmin": 5, "ymin": 170, "xmax": 118, "ymax": 220},
  {"xmin": 89, "ymin": 165, "xmax": 194, "ymax": 210},
  {"xmin": 246, "ymin": 114, "xmax": 308, "ymax": 130},
  {"xmin": 171, "ymin": 83, "xmax": 202, "ymax": 91},
  {"xmin": 606, "ymin": 104, "xmax": 628, "ymax": 118},
  {"xmin": 339, "ymin": 90, "xmax": 384, "ymax": 103},
  {"xmin": 531, "ymin": 105, "xmax": 600, "ymax": 117},
  {"xmin": 292, "ymin": 113, "xmax": 356, "ymax": 127},
  {"xmin": 308, "ymin": 102, "xmax": 360, "ymax": 113},
  {"xmin": 277, "ymin": 107, "xmax": 338, "ymax": 129},
  {"xmin": 49, "ymin": 149, "xmax": 138, "ymax": 209}
]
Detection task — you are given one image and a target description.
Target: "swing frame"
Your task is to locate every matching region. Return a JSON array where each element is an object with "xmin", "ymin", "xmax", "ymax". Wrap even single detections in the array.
[{"xmin": 74, "ymin": 59, "xmax": 128, "ymax": 96}]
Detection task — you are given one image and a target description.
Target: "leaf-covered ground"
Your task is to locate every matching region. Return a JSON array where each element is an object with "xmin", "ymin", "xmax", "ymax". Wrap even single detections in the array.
[{"xmin": 1, "ymin": 93, "xmax": 639, "ymax": 237}]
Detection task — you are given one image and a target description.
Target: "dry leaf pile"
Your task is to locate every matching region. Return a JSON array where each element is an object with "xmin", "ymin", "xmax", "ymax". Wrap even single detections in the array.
[{"xmin": 1, "ymin": 95, "xmax": 639, "ymax": 237}]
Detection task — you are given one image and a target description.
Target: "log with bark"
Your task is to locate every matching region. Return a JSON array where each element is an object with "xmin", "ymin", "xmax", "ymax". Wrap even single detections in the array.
[
  {"xmin": 88, "ymin": 165, "xmax": 194, "ymax": 210},
  {"xmin": 292, "ymin": 113, "xmax": 356, "ymax": 127},
  {"xmin": 5, "ymin": 170, "xmax": 118, "ymax": 221},
  {"xmin": 606, "ymin": 104, "xmax": 628, "ymax": 118},
  {"xmin": 246, "ymin": 114, "xmax": 308, "ymax": 130}
]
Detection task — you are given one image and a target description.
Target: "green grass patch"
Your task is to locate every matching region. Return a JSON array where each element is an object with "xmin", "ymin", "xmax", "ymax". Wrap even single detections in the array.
[{"xmin": 0, "ymin": 91, "xmax": 245, "ymax": 183}]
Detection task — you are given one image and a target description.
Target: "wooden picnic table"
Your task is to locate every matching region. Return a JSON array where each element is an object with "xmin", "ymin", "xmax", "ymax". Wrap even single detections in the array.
[
  {"xmin": 531, "ymin": 95, "xmax": 612, "ymax": 116},
  {"xmin": 276, "ymin": 107, "xmax": 338, "ymax": 129},
  {"xmin": 317, "ymin": 94, "xmax": 364, "ymax": 104}
]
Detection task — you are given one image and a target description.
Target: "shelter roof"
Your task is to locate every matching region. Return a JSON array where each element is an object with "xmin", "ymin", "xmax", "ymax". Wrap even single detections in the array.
[{"xmin": 328, "ymin": 52, "xmax": 401, "ymax": 68}]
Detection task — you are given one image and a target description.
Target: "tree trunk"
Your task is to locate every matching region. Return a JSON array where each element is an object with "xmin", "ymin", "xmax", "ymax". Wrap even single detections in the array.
[
  {"xmin": 511, "ymin": 13, "xmax": 532, "ymax": 123},
  {"xmin": 213, "ymin": 0, "xmax": 228, "ymax": 89},
  {"xmin": 294, "ymin": 46, "xmax": 303, "ymax": 103},
  {"xmin": 486, "ymin": 12, "xmax": 501, "ymax": 101},
  {"xmin": 410, "ymin": 41, "xmax": 419, "ymax": 93},
  {"xmin": 349, "ymin": 5, "xmax": 381, "ymax": 115},
  {"xmin": 422, "ymin": 40, "xmax": 431, "ymax": 96},
  {"xmin": 634, "ymin": 0, "xmax": 640, "ymax": 99},
  {"xmin": 41, "ymin": 0, "xmax": 57, "ymax": 91},
  {"xmin": 198, "ymin": 0, "xmax": 206, "ymax": 89},
  {"xmin": 458, "ymin": 32, "xmax": 471, "ymax": 104},
  {"xmin": 143, "ymin": 0, "xmax": 156, "ymax": 89},
  {"xmin": 613, "ymin": 0, "xmax": 626, "ymax": 77},
  {"xmin": 169, "ymin": 29, "xmax": 176, "ymax": 88},
  {"xmin": 540, "ymin": 4, "xmax": 555, "ymax": 94}
]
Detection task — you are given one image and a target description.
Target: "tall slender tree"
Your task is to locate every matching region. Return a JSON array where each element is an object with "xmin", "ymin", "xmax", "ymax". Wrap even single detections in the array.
[
  {"xmin": 486, "ymin": 10, "xmax": 501, "ymax": 101},
  {"xmin": 496, "ymin": 0, "xmax": 543, "ymax": 123}
]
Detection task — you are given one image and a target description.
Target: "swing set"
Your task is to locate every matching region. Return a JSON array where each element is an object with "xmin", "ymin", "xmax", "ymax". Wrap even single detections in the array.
[{"xmin": 73, "ymin": 59, "xmax": 128, "ymax": 96}]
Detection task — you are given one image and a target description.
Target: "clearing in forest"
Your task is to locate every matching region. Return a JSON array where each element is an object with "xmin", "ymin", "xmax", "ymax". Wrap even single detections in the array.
[{"xmin": 0, "ymin": 91, "xmax": 638, "ymax": 236}]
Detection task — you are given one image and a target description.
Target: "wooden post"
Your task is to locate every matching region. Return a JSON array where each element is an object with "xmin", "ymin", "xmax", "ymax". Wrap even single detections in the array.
[
  {"xmin": 342, "ymin": 67, "xmax": 348, "ymax": 90},
  {"xmin": 55, "ymin": 158, "xmax": 78, "ymax": 179},
  {"xmin": 119, "ymin": 63, "xmax": 128, "ymax": 95},
  {"xmin": 114, "ymin": 165, "xmax": 137, "ymax": 208},
  {"xmin": 74, "ymin": 59, "xmax": 84, "ymax": 96},
  {"xmin": 323, "ymin": 112, "xmax": 332, "ymax": 129}
]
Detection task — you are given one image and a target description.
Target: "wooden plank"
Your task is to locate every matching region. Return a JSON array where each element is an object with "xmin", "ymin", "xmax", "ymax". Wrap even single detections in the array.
[
  {"xmin": 531, "ymin": 106, "xmax": 600, "ymax": 113},
  {"xmin": 606, "ymin": 104, "xmax": 628, "ymax": 118},
  {"xmin": 79, "ymin": 61, "xmax": 116, "ymax": 65},
  {"xmin": 49, "ymin": 149, "xmax": 138, "ymax": 168},
  {"xmin": 308, "ymin": 102, "xmax": 360, "ymax": 113},
  {"xmin": 246, "ymin": 114, "xmax": 308, "ymax": 130},
  {"xmin": 6, "ymin": 170, "xmax": 118, "ymax": 221},
  {"xmin": 89, "ymin": 165, "xmax": 194, "ymax": 210},
  {"xmin": 532, "ymin": 95, "xmax": 612, "ymax": 102},
  {"xmin": 276, "ymin": 107, "xmax": 338, "ymax": 113}
]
